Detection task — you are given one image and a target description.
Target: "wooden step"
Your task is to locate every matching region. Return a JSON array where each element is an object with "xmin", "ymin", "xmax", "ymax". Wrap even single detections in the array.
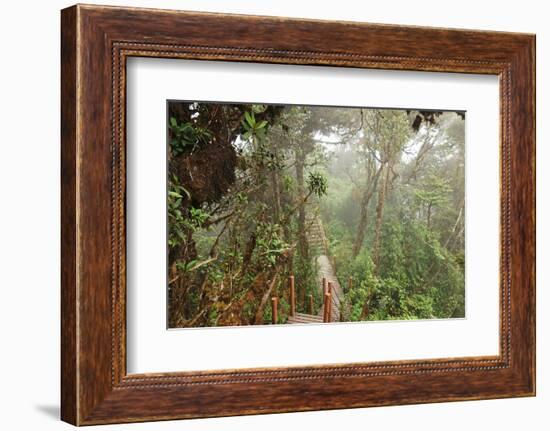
[{"xmin": 287, "ymin": 312, "xmax": 323, "ymax": 324}]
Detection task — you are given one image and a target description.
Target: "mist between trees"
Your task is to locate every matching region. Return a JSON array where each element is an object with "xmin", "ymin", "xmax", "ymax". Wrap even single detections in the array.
[{"xmin": 167, "ymin": 101, "xmax": 465, "ymax": 328}]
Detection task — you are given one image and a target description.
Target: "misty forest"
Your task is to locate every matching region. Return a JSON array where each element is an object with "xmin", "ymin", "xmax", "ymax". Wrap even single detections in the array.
[{"xmin": 167, "ymin": 102, "xmax": 465, "ymax": 328}]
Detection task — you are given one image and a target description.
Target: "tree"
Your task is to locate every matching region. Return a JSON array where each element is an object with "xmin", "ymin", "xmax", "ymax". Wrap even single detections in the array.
[{"xmin": 370, "ymin": 111, "xmax": 411, "ymax": 271}]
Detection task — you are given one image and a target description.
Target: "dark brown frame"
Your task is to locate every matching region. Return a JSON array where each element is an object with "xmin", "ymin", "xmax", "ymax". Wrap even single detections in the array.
[{"xmin": 61, "ymin": 4, "xmax": 536, "ymax": 426}]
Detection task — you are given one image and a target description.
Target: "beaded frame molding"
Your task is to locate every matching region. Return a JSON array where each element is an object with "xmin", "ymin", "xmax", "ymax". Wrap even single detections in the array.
[{"xmin": 61, "ymin": 4, "xmax": 535, "ymax": 425}]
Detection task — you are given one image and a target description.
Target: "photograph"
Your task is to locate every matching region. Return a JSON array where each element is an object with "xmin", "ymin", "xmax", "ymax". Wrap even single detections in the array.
[
  {"xmin": 167, "ymin": 101, "xmax": 466, "ymax": 328},
  {"xmin": 45, "ymin": 1, "xmax": 536, "ymax": 426}
]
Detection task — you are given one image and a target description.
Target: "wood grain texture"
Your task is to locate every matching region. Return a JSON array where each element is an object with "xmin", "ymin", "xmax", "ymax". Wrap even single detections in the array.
[
  {"xmin": 60, "ymin": 4, "xmax": 535, "ymax": 425},
  {"xmin": 60, "ymin": 5, "xmax": 78, "ymax": 425}
]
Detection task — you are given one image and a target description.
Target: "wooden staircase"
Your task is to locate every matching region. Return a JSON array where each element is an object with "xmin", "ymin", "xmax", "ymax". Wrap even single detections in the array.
[
  {"xmin": 269, "ymin": 207, "xmax": 347, "ymax": 325},
  {"xmin": 306, "ymin": 213, "xmax": 328, "ymax": 256},
  {"xmin": 286, "ymin": 312, "xmax": 323, "ymax": 324}
]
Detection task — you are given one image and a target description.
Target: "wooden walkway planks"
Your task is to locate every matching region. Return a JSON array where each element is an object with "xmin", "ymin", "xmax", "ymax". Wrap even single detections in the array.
[
  {"xmin": 286, "ymin": 312, "xmax": 323, "ymax": 324},
  {"xmin": 283, "ymin": 207, "xmax": 343, "ymax": 324},
  {"xmin": 316, "ymin": 255, "xmax": 343, "ymax": 322}
]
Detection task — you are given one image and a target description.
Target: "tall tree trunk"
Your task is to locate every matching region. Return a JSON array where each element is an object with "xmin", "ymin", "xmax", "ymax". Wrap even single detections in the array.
[
  {"xmin": 352, "ymin": 192, "xmax": 371, "ymax": 258},
  {"xmin": 373, "ymin": 163, "xmax": 390, "ymax": 272},
  {"xmin": 295, "ymin": 149, "xmax": 309, "ymax": 260},
  {"xmin": 271, "ymin": 168, "xmax": 282, "ymax": 222},
  {"xmin": 352, "ymin": 164, "xmax": 383, "ymax": 258}
]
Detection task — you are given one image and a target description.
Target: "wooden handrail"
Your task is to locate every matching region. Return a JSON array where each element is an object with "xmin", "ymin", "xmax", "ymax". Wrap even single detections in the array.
[
  {"xmin": 289, "ymin": 275, "xmax": 295, "ymax": 317},
  {"xmin": 327, "ymin": 292, "xmax": 332, "ymax": 323},
  {"xmin": 271, "ymin": 297, "xmax": 278, "ymax": 324},
  {"xmin": 322, "ymin": 293, "xmax": 328, "ymax": 322}
]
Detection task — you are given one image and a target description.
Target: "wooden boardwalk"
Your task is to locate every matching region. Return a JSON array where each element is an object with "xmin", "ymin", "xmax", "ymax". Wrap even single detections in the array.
[
  {"xmin": 316, "ymin": 255, "xmax": 343, "ymax": 322},
  {"xmin": 287, "ymin": 312, "xmax": 323, "ymax": 324},
  {"xmin": 286, "ymin": 211, "xmax": 343, "ymax": 324}
]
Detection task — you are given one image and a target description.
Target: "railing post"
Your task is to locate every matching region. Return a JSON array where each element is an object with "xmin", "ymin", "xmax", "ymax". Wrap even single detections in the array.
[
  {"xmin": 327, "ymin": 292, "xmax": 332, "ymax": 323},
  {"xmin": 327, "ymin": 282, "xmax": 334, "ymax": 321},
  {"xmin": 322, "ymin": 277, "xmax": 327, "ymax": 295},
  {"xmin": 308, "ymin": 294, "xmax": 314, "ymax": 315},
  {"xmin": 323, "ymin": 293, "xmax": 328, "ymax": 322},
  {"xmin": 289, "ymin": 275, "xmax": 296, "ymax": 317},
  {"xmin": 271, "ymin": 297, "xmax": 278, "ymax": 324},
  {"xmin": 323, "ymin": 292, "xmax": 332, "ymax": 323}
]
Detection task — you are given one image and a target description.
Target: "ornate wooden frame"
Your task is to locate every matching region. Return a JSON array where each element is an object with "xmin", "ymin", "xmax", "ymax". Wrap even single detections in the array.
[{"xmin": 61, "ymin": 4, "xmax": 536, "ymax": 425}]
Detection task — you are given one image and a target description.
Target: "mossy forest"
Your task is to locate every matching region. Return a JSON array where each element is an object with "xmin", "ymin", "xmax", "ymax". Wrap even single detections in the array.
[{"xmin": 167, "ymin": 101, "xmax": 465, "ymax": 328}]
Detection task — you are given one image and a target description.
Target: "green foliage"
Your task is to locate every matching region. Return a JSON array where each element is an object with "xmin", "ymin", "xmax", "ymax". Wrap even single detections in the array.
[
  {"xmin": 294, "ymin": 253, "xmax": 320, "ymax": 312},
  {"xmin": 241, "ymin": 111, "xmax": 268, "ymax": 141},
  {"xmin": 307, "ymin": 172, "xmax": 328, "ymax": 197},
  {"xmin": 254, "ymin": 222, "xmax": 289, "ymax": 267},
  {"xmin": 169, "ymin": 116, "xmax": 212, "ymax": 156},
  {"xmin": 167, "ymin": 174, "xmax": 188, "ymax": 249},
  {"xmin": 167, "ymin": 174, "xmax": 210, "ymax": 249},
  {"xmin": 188, "ymin": 207, "xmax": 209, "ymax": 228},
  {"xmin": 414, "ymin": 174, "xmax": 452, "ymax": 210}
]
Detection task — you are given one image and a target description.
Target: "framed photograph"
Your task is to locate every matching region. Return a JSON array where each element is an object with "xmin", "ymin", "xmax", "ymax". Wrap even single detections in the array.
[{"xmin": 61, "ymin": 4, "xmax": 535, "ymax": 425}]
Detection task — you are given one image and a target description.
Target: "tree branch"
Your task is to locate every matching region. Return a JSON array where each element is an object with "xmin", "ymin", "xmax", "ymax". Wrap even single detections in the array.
[{"xmin": 254, "ymin": 271, "xmax": 280, "ymax": 324}]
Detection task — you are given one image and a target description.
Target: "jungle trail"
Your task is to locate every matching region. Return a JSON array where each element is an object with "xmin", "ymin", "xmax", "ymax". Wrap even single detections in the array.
[{"xmin": 167, "ymin": 102, "xmax": 466, "ymax": 328}]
